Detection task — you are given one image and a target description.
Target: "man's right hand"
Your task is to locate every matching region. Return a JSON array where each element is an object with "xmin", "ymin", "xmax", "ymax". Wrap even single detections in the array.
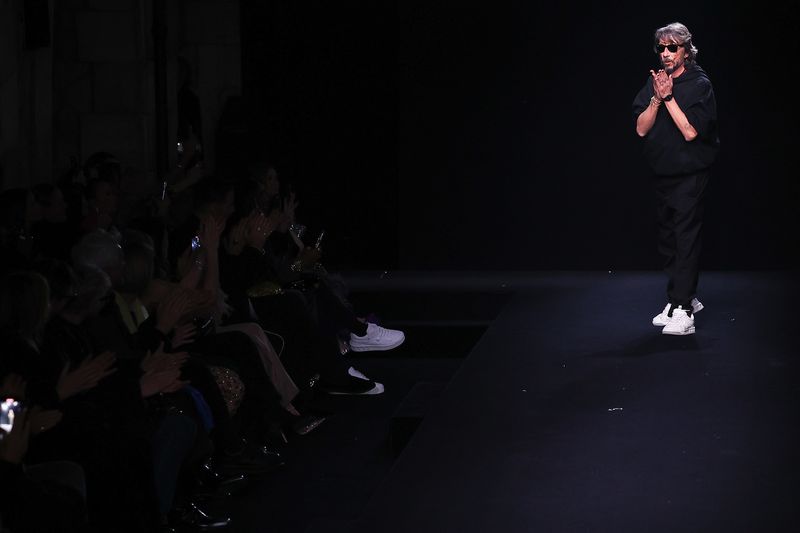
[{"xmin": 651, "ymin": 69, "xmax": 672, "ymax": 100}]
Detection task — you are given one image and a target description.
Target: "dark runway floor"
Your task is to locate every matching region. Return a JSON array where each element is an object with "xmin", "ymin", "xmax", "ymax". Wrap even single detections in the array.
[{"xmin": 230, "ymin": 271, "xmax": 800, "ymax": 533}]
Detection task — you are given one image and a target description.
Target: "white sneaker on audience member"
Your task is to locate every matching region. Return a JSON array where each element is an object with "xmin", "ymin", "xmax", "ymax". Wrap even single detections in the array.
[
  {"xmin": 348, "ymin": 366, "xmax": 368, "ymax": 380},
  {"xmin": 322, "ymin": 373, "xmax": 385, "ymax": 396},
  {"xmin": 662, "ymin": 306, "xmax": 695, "ymax": 336},
  {"xmin": 652, "ymin": 298, "xmax": 704, "ymax": 327},
  {"xmin": 346, "ymin": 367, "xmax": 385, "ymax": 395},
  {"xmin": 349, "ymin": 323, "xmax": 405, "ymax": 352}
]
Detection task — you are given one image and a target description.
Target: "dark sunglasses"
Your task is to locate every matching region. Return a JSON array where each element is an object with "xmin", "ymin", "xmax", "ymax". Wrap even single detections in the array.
[{"xmin": 655, "ymin": 43, "xmax": 684, "ymax": 53}]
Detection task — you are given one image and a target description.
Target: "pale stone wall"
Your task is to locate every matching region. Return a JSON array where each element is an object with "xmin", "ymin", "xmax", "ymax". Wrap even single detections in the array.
[
  {"xmin": 178, "ymin": 0, "xmax": 241, "ymax": 176},
  {"xmin": 1, "ymin": 0, "xmax": 241, "ymax": 196},
  {"xmin": 52, "ymin": 0, "xmax": 154, "ymax": 210},
  {"xmin": 0, "ymin": 0, "xmax": 53, "ymax": 190}
]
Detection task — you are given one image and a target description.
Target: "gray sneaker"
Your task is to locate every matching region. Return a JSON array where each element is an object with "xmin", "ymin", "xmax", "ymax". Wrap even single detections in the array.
[{"xmin": 652, "ymin": 298, "xmax": 703, "ymax": 327}]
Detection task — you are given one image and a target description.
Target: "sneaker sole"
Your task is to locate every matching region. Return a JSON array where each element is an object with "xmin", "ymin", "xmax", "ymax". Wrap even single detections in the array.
[
  {"xmin": 652, "ymin": 300, "xmax": 703, "ymax": 327},
  {"xmin": 662, "ymin": 326, "xmax": 696, "ymax": 336},
  {"xmin": 326, "ymin": 382, "xmax": 385, "ymax": 396},
  {"xmin": 349, "ymin": 337, "xmax": 405, "ymax": 352}
]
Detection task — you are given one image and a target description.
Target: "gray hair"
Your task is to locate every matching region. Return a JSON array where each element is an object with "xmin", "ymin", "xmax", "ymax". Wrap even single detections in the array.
[
  {"xmin": 654, "ymin": 22, "xmax": 698, "ymax": 64},
  {"xmin": 67, "ymin": 264, "xmax": 112, "ymax": 315},
  {"xmin": 71, "ymin": 229, "xmax": 124, "ymax": 272}
]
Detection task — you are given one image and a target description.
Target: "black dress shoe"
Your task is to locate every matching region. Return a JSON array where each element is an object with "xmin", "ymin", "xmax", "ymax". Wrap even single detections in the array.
[
  {"xmin": 216, "ymin": 439, "xmax": 285, "ymax": 477},
  {"xmin": 169, "ymin": 501, "xmax": 231, "ymax": 531},
  {"xmin": 317, "ymin": 374, "xmax": 380, "ymax": 395},
  {"xmin": 261, "ymin": 420, "xmax": 289, "ymax": 450},
  {"xmin": 291, "ymin": 413, "xmax": 328, "ymax": 435},
  {"xmin": 194, "ymin": 460, "xmax": 249, "ymax": 500}
]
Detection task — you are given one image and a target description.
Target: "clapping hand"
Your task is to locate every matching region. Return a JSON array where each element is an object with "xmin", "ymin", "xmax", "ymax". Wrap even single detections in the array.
[
  {"xmin": 244, "ymin": 210, "xmax": 280, "ymax": 250},
  {"xmin": 171, "ymin": 323, "xmax": 198, "ymax": 349},
  {"xmin": 156, "ymin": 288, "xmax": 193, "ymax": 334},
  {"xmin": 200, "ymin": 214, "xmax": 226, "ymax": 251},
  {"xmin": 245, "ymin": 211, "xmax": 270, "ymax": 250},
  {"xmin": 56, "ymin": 351, "xmax": 117, "ymax": 401},
  {"xmin": 225, "ymin": 217, "xmax": 247, "ymax": 255},
  {"xmin": 28, "ymin": 406, "xmax": 63, "ymax": 435},
  {"xmin": 139, "ymin": 343, "xmax": 189, "ymax": 398},
  {"xmin": 280, "ymin": 192, "xmax": 299, "ymax": 230},
  {"xmin": 650, "ymin": 69, "xmax": 673, "ymax": 100},
  {"xmin": 140, "ymin": 342, "xmax": 189, "ymax": 373}
]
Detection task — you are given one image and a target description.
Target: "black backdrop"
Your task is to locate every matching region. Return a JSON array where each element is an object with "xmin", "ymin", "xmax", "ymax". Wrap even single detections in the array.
[{"xmin": 237, "ymin": 1, "xmax": 799, "ymax": 271}]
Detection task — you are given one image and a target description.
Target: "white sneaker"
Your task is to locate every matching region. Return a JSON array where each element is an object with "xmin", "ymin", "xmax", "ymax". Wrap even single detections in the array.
[
  {"xmin": 349, "ymin": 323, "xmax": 405, "ymax": 352},
  {"xmin": 347, "ymin": 368, "xmax": 386, "ymax": 394},
  {"xmin": 662, "ymin": 306, "xmax": 695, "ymax": 336},
  {"xmin": 361, "ymin": 382, "xmax": 385, "ymax": 395},
  {"xmin": 652, "ymin": 298, "xmax": 704, "ymax": 327},
  {"xmin": 320, "ymin": 375, "xmax": 385, "ymax": 396},
  {"xmin": 348, "ymin": 366, "xmax": 368, "ymax": 380}
]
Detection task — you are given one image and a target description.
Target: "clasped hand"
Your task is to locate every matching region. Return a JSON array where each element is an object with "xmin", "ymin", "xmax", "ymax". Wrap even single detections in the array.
[{"xmin": 650, "ymin": 69, "xmax": 673, "ymax": 100}]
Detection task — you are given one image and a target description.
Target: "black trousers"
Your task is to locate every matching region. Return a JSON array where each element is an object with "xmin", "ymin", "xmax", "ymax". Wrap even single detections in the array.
[
  {"xmin": 250, "ymin": 290, "xmax": 349, "ymax": 389},
  {"xmin": 654, "ymin": 169, "xmax": 710, "ymax": 309}
]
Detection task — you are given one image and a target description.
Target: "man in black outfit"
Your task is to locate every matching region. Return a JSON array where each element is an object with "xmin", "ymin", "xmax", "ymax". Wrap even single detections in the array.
[{"xmin": 633, "ymin": 22, "xmax": 720, "ymax": 336}]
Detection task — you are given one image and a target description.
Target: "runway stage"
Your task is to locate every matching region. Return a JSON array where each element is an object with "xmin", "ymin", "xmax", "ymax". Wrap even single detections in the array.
[{"xmin": 349, "ymin": 271, "xmax": 799, "ymax": 533}]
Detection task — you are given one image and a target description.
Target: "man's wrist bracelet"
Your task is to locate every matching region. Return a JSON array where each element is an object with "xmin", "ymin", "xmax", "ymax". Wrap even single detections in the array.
[{"xmin": 650, "ymin": 95, "xmax": 661, "ymax": 106}]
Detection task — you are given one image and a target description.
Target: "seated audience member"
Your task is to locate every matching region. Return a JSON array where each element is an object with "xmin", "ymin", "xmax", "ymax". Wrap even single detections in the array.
[
  {"xmin": 0, "ymin": 270, "xmax": 166, "ymax": 531},
  {"xmin": 217, "ymin": 177, "xmax": 394, "ymax": 396},
  {"xmin": 71, "ymin": 229, "xmax": 285, "ymax": 480},
  {"xmin": 123, "ymin": 229, "xmax": 294, "ymax": 441},
  {"xmin": 34, "ymin": 258, "xmax": 231, "ymax": 530},
  {"xmin": 80, "ymin": 176, "xmax": 121, "ymax": 238},
  {"xmin": 243, "ymin": 162, "xmax": 405, "ymax": 353},
  {"xmin": 82, "ymin": 152, "xmax": 122, "ymax": 188},
  {"xmin": 0, "ymin": 112, "xmax": 423, "ymax": 529},
  {"xmin": 152, "ymin": 181, "xmax": 325, "ymax": 434}
]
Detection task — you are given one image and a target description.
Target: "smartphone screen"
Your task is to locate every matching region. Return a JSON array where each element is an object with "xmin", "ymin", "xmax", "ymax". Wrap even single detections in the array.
[{"xmin": 0, "ymin": 398, "xmax": 22, "ymax": 433}]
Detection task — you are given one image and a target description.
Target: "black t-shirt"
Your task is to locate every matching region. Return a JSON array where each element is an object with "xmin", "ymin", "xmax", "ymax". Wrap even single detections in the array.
[{"xmin": 632, "ymin": 63, "xmax": 720, "ymax": 176}]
